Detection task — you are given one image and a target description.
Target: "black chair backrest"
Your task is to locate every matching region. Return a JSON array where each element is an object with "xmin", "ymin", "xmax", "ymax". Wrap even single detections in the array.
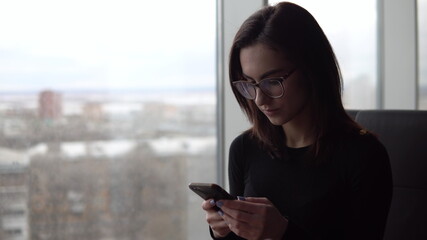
[{"xmin": 351, "ymin": 110, "xmax": 427, "ymax": 240}]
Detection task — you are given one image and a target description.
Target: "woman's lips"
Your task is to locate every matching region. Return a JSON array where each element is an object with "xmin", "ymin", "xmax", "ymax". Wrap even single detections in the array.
[{"xmin": 263, "ymin": 108, "xmax": 279, "ymax": 116}]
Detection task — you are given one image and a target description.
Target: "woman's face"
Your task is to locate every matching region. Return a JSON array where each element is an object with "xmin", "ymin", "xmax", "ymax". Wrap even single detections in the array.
[{"xmin": 239, "ymin": 43, "xmax": 310, "ymax": 126}]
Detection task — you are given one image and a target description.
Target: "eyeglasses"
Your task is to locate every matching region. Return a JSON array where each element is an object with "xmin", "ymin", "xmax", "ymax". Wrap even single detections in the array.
[{"xmin": 232, "ymin": 68, "xmax": 296, "ymax": 100}]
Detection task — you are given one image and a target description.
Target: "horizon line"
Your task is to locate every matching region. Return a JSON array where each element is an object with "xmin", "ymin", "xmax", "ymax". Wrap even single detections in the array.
[{"xmin": 0, "ymin": 87, "xmax": 216, "ymax": 95}]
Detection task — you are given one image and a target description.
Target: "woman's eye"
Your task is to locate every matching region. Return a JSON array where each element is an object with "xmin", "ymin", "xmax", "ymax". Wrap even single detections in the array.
[{"xmin": 270, "ymin": 80, "xmax": 281, "ymax": 86}]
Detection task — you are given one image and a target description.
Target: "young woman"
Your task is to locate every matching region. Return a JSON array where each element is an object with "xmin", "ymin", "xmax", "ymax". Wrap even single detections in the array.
[{"xmin": 201, "ymin": 2, "xmax": 392, "ymax": 240}]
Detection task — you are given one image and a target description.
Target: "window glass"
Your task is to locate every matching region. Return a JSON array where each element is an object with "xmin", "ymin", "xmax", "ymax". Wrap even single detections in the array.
[
  {"xmin": 0, "ymin": 0, "xmax": 216, "ymax": 239},
  {"xmin": 419, "ymin": 0, "xmax": 427, "ymax": 109},
  {"xmin": 269, "ymin": 0, "xmax": 378, "ymax": 109}
]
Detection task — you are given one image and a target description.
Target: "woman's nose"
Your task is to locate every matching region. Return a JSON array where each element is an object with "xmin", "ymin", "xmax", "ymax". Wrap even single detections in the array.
[{"xmin": 254, "ymin": 88, "xmax": 269, "ymax": 106}]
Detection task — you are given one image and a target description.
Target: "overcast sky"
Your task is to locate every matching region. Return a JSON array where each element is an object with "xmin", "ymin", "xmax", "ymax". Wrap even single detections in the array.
[
  {"xmin": 0, "ymin": 0, "xmax": 216, "ymax": 92},
  {"xmin": 3, "ymin": 0, "xmax": 422, "ymax": 94}
]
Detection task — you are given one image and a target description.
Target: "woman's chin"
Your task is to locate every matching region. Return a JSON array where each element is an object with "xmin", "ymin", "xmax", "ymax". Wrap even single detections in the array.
[{"xmin": 266, "ymin": 116, "xmax": 286, "ymax": 126}]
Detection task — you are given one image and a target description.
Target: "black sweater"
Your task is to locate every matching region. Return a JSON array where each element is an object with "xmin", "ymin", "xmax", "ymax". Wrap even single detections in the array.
[{"xmin": 212, "ymin": 131, "xmax": 393, "ymax": 240}]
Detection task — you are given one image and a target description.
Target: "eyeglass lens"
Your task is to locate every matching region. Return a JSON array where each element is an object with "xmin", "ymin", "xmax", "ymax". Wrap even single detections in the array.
[{"xmin": 235, "ymin": 79, "xmax": 283, "ymax": 99}]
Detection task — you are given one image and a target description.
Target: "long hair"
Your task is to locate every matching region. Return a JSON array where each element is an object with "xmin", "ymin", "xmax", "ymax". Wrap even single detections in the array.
[{"xmin": 229, "ymin": 2, "xmax": 361, "ymax": 161}]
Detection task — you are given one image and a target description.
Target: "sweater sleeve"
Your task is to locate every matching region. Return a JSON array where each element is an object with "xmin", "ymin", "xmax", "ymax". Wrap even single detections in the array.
[
  {"xmin": 343, "ymin": 134, "xmax": 393, "ymax": 240},
  {"xmin": 209, "ymin": 134, "xmax": 247, "ymax": 240},
  {"xmin": 224, "ymin": 133, "xmax": 317, "ymax": 240},
  {"xmin": 225, "ymin": 133, "xmax": 317, "ymax": 240},
  {"xmin": 228, "ymin": 133, "xmax": 246, "ymax": 198},
  {"xmin": 282, "ymin": 220, "xmax": 315, "ymax": 239}
]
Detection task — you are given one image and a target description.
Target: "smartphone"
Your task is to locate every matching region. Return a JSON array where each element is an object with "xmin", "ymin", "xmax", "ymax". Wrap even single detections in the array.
[{"xmin": 188, "ymin": 182, "xmax": 235, "ymax": 201}]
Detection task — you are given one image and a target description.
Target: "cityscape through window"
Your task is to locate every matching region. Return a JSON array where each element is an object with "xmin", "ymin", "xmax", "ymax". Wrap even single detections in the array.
[{"xmin": 0, "ymin": 0, "xmax": 216, "ymax": 239}]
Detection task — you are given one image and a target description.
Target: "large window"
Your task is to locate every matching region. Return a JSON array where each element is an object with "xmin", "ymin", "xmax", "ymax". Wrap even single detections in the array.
[
  {"xmin": 419, "ymin": 0, "xmax": 427, "ymax": 109},
  {"xmin": 0, "ymin": 0, "xmax": 216, "ymax": 239},
  {"xmin": 269, "ymin": 0, "xmax": 378, "ymax": 109}
]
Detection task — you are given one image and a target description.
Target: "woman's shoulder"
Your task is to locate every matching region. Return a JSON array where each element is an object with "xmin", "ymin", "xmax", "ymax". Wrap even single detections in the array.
[
  {"xmin": 230, "ymin": 130, "xmax": 258, "ymax": 148},
  {"xmin": 343, "ymin": 129, "xmax": 386, "ymax": 152},
  {"xmin": 335, "ymin": 129, "xmax": 392, "ymax": 194},
  {"xmin": 228, "ymin": 130, "xmax": 260, "ymax": 168},
  {"xmin": 336, "ymin": 129, "xmax": 390, "ymax": 167},
  {"xmin": 229, "ymin": 130, "xmax": 266, "ymax": 157}
]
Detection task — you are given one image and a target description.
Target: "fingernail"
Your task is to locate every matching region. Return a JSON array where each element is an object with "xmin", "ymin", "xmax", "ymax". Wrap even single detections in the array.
[
  {"xmin": 217, "ymin": 210, "xmax": 224, "ymax": 216},
  {"xmin": 216, "ymin": 201, "xmax": 223, "ymax": 208},
  {"xmin": 209, "ymin": 199, "xmax": 215, "ymax": 206},
  {"xmin": 237, "ymin": 196, "xmax": 246, "ymax": 201}
]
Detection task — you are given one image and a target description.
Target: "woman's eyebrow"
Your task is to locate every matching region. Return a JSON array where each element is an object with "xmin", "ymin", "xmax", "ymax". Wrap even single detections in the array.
[{"xmin": 242, "ymin": 68, "xmax": 285, "ymax": 80}]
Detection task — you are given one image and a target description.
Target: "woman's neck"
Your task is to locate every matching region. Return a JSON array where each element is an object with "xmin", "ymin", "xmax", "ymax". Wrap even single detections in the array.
[{"xmin": 282, "ymin": 105, "xmax": 315, "ymax": 148}]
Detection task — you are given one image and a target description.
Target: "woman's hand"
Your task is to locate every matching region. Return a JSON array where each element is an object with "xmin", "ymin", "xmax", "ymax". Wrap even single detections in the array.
[
  {"xmin": 216, "ymin": 197, "xmax": 288, "ymax": 240},
  {"xmin": 202, "ymin": 199, "xmax": 232, "ymax": 238}
]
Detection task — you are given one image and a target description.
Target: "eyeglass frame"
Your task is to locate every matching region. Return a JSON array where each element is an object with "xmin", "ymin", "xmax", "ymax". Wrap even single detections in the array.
[{"xmin": 232, "ymin": 68, "xmax": 297, "ymax": 100}]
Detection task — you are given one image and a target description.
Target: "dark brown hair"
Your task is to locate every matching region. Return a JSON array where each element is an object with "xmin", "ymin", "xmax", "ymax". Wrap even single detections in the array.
[{"xmin": 229, "ymin": 2, "xmax": 362, "ymax": 160}]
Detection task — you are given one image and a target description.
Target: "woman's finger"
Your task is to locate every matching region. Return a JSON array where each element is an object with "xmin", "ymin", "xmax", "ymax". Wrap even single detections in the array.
[
  {"xmin": 201, "ymin": 199, "xmax": 217, "ymax": 210},
  {"xmin": 217, "ymin": 199, "xmax": 265, "ymax": 214},
  {"xmin": 220, "ymin": 205, "xmax": 254, "ymax": 223},
  {"xmin": 208, "ymin": 210, "xmax": 232, "ymax": 238},
  {"xmin": 243, "ymin": 197, "xmax": 271, "ymax": 204},
  {"xmin": 220, "ymin": 211, "xmax": 255, "ymax": 239}
]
